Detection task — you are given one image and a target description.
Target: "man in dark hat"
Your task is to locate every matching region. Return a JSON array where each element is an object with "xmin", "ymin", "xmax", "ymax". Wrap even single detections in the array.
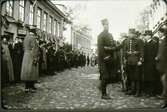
[
  {"xmin": 156, "ymin": 24, "xmax": 167, "ymax": 108},
  {"xmin": 97, "ymin": 18, "xmax": 117, "ymax": 99},
  {"xmin": 13, "ymin": 37, "xmax": 24, "ymax": 82},
  {"xmin": 143, "ymin": 30, "xmax": 159, "ymax": 96},
  {"xmin": 122, "ymin": 28, "xmax": 144, "ymax": 96}
]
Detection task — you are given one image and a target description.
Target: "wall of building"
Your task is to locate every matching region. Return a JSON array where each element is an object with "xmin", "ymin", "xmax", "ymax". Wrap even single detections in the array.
[
  {"xmin": 1, "ymin": 0, "xmax": 69, "ymax": 44},
  {"xmin": 71, "ymin": 26, "xmax": 92, "ymax": 55}
]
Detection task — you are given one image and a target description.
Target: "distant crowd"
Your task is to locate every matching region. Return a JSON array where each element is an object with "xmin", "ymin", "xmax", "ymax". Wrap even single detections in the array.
[{"xmin": 1, "ymin": 27, "xmax": 97, "ymax": 89}]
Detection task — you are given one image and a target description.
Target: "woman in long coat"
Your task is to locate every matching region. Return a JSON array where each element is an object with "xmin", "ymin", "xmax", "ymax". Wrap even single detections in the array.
[
  {"xmin": 21, "ymin": 31, "xmax": 39, "ymax": 92},
  {"xmin": 2, "ymin": 37, "xmax": 14, "ymax": 83}
]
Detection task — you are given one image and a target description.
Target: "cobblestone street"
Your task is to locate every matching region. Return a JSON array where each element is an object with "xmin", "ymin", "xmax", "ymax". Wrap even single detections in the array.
[{"xmin": 2, "ymin": 66, "xmax": 163, "ymax": 110}]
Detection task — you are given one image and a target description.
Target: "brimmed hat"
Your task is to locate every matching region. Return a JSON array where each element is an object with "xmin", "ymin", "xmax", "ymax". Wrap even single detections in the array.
[{"xmin": 144, "ymin": 30, "xmax": 152, "ymax": 36}]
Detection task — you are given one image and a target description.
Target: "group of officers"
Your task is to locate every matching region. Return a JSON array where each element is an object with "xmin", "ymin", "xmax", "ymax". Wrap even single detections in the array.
[
  {"xmin": 1, "ymin": 25, "xmax": 97, "ymax": 91},
  {"xmin": 97, "ymin": 18, "xmax": 167, "ymax": 108}
]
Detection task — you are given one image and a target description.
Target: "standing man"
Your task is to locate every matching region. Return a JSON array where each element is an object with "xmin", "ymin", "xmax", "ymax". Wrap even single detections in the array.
[
  {"xmin": 13, "ymin": 37, "xmax": 24, "ymax": 82},
  {"xmin": 123, "ymin": 29, "xmax": 144, "ymax": 96},
  {"xmin": 87, "ymin": 54, "xmax": 90, "ymax": 66},
  {"xmin": 97, "ymin": 19, "xmax": 116, "ymax": 99},
  {"xmin": 156, "ymin": 24, "xmax": 167, "ymax": 108},
  {"xmin": 143, "ymin": 30, "xmax": 159, "ymax": 96}
]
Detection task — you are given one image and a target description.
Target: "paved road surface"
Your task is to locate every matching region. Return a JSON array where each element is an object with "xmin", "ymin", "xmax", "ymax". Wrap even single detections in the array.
[{"xmin": 2, "ymin": 66, "xmax": 163, "ymax": 110}]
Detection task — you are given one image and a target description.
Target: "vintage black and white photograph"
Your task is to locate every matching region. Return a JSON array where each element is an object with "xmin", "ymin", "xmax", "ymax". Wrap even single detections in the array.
[{"xmin": 0, "ymin": 0, "xmax": 167, "ymax": 111}]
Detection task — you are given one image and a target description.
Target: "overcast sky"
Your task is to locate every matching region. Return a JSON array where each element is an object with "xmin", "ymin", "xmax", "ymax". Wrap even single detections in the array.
[{"xmin": 51, "ymin": 0, "xmax": 152, "ymax": 46}]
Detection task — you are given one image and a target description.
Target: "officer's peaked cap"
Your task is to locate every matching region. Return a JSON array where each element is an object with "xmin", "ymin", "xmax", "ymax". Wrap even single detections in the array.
[{"xmin": 101, "ymin": 18, "xmax": 108, "ymax": 25}]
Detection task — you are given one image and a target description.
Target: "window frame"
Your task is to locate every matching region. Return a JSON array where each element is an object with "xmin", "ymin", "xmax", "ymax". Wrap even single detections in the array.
[
  {"xmin": 19, "ymin": 0, "xmax": 25, "ymax": 21},
  {"xmin": 48, "ymin": 16, "xmax": 52, "ymax": 34},
  {"xmin": 29, "ymin": 3, "xmax": 34, "ymax": 25},
  {"xmin": 6, "ymin": 0, "xmax": 14, "ymax": 17},
  {"xmin": 53, "ymin": 19, "xmax": 57, "ymax": 35},
  {"xmin": 43, "ymin": 12, "xmax": 47, "ymax": 31},
  {"xmin": 57, "ymin": 22, "xmax": 61, "ymax": 37},
  {"xmin": 36, "ymin": 8, "xmax": 42, "ymax": 29}
]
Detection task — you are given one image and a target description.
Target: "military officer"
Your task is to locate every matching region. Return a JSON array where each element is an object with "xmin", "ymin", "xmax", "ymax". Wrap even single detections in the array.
[
  {"xmin": 122, "ymin": 29, "xmax": 144, "ymax": 96},
  {"xmin": 97, "ymin": 18, "xmax": 117, "ymax": 99}
]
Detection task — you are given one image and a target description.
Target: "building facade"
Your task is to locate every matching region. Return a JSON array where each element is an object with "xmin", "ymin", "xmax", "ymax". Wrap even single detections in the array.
[
  {"xmin": 1, "ymin": 0, "xmax": 70, "ymax": 47},
  {"xmin": 71, "ymin": 26, "xmax": 92, "ymax": 55}
]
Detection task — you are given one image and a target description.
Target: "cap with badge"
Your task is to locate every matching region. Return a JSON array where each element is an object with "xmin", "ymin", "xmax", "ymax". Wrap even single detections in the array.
[
  {"xmin": 144, "ymin": 30, "xmax": 152, "ymax": 36},
  {"xmin": 128, "ymin": 28, "xmax": 136, "ymax": 34}
]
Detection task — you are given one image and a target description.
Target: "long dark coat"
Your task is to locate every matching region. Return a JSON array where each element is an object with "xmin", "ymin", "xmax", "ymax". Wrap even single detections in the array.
[
  {"xmin": 41, "ymin": 47, "xmax": 47, "ymax": 71},
  {"xmin": 21, "ymin": 34, "xmax": 39, "ymax": 81},
  {"xmin": 144, "ymin": 39, "xmax": 159, "ymax": 81},
  {"xmin": 13, "ymin": 42, "xmax": 24, "ymax": 81},
  {"xmin": 97, "ymin": 30, "xmax": 116, "ymax": 81},
  {"xmin": 122, "ymin": 37, "xmax": 144, "ymax": 81},
  {"xmin": 157, "ymin": 36, "xmax": 167, "ymax": 73}
]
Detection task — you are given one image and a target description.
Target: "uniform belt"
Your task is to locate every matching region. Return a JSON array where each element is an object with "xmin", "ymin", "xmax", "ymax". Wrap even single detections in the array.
[{"xmin": 126, "ymin": 51, "xmax": 139, "ymax": 55}]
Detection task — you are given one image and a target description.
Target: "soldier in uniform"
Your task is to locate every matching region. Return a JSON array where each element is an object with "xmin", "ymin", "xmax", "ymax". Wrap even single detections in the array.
[
  {"xmin": 97, "ymin": 19, "xmax": 117, "ymax": 99},
  {"xmin": 122, "ymin": 29, "xmax": 144, "ymax": 96}
]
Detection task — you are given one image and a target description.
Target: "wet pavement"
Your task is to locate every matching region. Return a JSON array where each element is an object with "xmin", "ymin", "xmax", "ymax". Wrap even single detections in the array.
[{"xmin": 2, "ymin": 66, "xmax": 163, "ymax": 110}]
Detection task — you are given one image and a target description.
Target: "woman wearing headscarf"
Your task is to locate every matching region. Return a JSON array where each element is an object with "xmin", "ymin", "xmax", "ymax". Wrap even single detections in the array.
[{"xmin": 1, "ymin": 37, "xmax": 14, "ymax": 85}]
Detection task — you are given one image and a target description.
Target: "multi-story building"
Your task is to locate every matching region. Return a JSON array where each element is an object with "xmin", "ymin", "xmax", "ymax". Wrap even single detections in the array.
[
  {"xmin": 71, "ymin": 25, "xmax": 92, "ymax": 55},
  {"xmin": 1, "ymin": 0, "xmax": 71, "ymax": 47}
]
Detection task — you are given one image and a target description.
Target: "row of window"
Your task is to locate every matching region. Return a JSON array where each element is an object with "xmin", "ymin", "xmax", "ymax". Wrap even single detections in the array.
[{"xmin": 5, "ymin": 0, "xmax": 61, "ymax": 36}]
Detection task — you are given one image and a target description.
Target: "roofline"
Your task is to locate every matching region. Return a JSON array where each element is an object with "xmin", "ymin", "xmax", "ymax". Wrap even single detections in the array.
[{"xmin": 45, "ymin": 0, "xmax": 72, "ymax": 24}]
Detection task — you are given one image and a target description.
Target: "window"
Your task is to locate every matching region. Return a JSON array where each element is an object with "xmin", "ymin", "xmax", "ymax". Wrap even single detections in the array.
[
  {"xmin": 19, "ymin": 0, "xmax": 25, "ymax": 21},
  {"xmin": 57, "ymin": 22, "xmax": 61, "ymax": 37},
  {"xmin": 37, "ymin": 8, "xmax": 41, "ymax": 29},
  {"xmin": 53, "ymin": 20, "xmax": 57, "ymax": 35},
  {"xmin": 6, "ymin": 0, "xmax": 13, "ymax": 16},
  {"xmin": 43, "ymin": 12, "xmax": 47, "ymax": 31},
  {"xmin": 29, "ymin": 4, "xmax": 34, "ymax": 25},
  {"xmin": 48, "ymin": 16, "xmax": 52, "ymax": 33}
]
